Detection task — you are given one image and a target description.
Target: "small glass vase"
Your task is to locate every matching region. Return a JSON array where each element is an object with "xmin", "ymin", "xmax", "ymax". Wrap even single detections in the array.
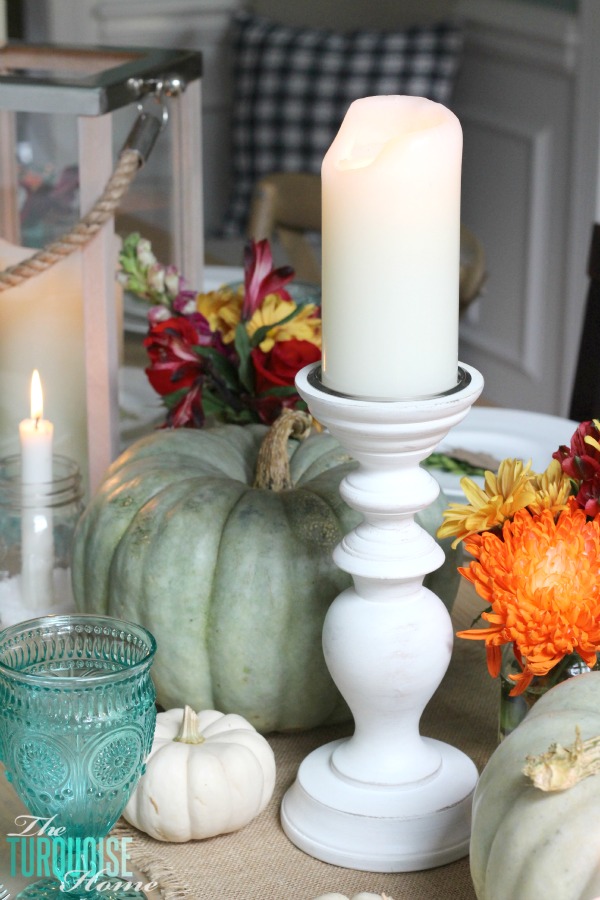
[
  {"xmin": 0, "ymin": 454, "xmax": 84, "ymax": 626},
  {"xmin": 499, "ymin": 644, "xmax": 596, "ymax": 740}
]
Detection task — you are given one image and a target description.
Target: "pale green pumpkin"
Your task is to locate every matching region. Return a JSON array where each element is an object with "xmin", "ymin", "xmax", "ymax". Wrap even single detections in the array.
[
  {"xmin": 471, "ymin": 672, "xmax": 600, "ymax": 900},
  {"xmin": 72, "ymin": 412, "xmax": 459, "ymax": 733}
]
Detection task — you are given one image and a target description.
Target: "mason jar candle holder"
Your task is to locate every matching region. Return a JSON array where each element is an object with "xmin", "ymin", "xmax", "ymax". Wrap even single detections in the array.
[{"xmin": 0, "ymin": 453, "xmax": 84, "ymax": 626}]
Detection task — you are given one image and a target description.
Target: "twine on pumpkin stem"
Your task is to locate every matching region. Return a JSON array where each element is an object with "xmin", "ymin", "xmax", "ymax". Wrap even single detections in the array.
[{"xmin": 253, "ymin": 409, "xmax": 312, "ymax": 491}]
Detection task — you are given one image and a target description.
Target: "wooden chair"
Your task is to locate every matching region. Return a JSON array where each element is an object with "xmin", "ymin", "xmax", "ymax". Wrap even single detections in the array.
[
  {"xmin": 248, "ymin": 173, "xmax": 322, "ymax": 284},
  {"xmin": 247, "ymin": 172, "xmax": 487, "ymax": 312}
]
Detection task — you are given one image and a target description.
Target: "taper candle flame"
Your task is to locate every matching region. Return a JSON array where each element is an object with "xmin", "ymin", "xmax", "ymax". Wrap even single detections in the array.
[{"xmin": 30, "ymin": 368, "xmax": 44, "ymax": 423}]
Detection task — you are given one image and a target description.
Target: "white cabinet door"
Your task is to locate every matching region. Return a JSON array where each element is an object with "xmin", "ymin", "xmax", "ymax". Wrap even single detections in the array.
[{"xmin": 455, "ymin": 0, "xmax": 600, "ymax": 416}]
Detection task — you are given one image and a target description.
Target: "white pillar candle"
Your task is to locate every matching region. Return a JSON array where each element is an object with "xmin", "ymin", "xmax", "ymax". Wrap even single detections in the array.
[
  {"xmin": 321, "ymin": 95, "xmax": 463, "ymax": 400},
  {"xmin": 19, "ymin": 370, "xmax": 55, "ymax": 609},
  {"xmin": 0, "ymin": 238, "xmax": 88, "ymax": 487}
]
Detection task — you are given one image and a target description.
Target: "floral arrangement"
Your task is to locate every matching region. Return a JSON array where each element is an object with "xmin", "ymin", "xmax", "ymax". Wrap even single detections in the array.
[
  {"xmin": 438, "ymin": 419, "xmax": 600, "ymax": 696},
  {"xmin": 19, "ymin": 164, "xmax": 79, "ymax": 247},
  {"xmin": 118, "ymin": 234, "xmax": 321, "ymax": 427}
]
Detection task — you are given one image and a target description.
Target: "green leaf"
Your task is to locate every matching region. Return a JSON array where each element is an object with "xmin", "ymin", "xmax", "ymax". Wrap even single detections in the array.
[
  {"xmin": 249, "ymin": 306, "xmax": 300, "ymax": 349},
  {"xmin": 201, "ymin": 389, "xmax": 229, "ymax": 417},
  {"xmin": 119, "ymin": 257, "xmax": 140, "ymax": 276},
  {"xmin": 122, "ymin": 232, "xmax": 142, "ymax": 252},
  {"xmin": 161, "ymin": 388, "xmax": 188, "ymax": 411},
  {"xmin": 423, "ymin": 452, "xmax": 487, "ymax": 477},
  {"xmin": 202, "ymin": 388, "xmax": 257, "ymax": 425},
  {"xmin": 234, "ymin": 323, "xmax": 254, "ymax": 393},
  {"xmin": 259, "ymin": 385, "xmax": 298, "ymax": 399},
  {"xmin": 194, "ymin": 346, "xmax": 241, "ymax": 391}
]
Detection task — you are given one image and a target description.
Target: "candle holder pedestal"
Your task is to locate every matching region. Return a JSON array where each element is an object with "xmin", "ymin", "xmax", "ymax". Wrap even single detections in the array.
[{"xmin": 281, "ymin": 362, "xmax": 484, "ymax": 872}]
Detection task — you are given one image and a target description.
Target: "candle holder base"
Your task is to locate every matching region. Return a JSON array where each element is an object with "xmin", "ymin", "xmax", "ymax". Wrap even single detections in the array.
[
  {"xmin": 281, "ymin": 362, "xmax": 484, "ymax": 872},
  {"xmin": 281, "ymin": 737, "xmax": 477, "ymax": 871}
]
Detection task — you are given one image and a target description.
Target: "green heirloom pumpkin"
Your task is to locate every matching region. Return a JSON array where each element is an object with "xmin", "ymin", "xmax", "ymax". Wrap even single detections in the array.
[
  {"xmin": 72, "ymin": 412, "xmax": 459, "ymax": 733},
  {"xmin": 471, "ymin": 672, "xmax": 600, "ymax": 900}
]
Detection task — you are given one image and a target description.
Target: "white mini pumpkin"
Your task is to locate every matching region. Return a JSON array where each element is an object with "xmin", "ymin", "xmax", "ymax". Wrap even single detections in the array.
[{"xmin": 123, "ymin": 706, "xmax": 276, "ymax": 842}]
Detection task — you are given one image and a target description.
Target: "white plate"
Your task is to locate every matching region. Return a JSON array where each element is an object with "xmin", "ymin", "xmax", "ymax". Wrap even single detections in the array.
[
  {"xmin": 123, "ymin": 265, "xmax": 244, "ymax": 334},
  {"xmin": 119, "ymin": 365, "xmax": 164, "ymax": 448},
  {"xmin": 432, "ymin": 406, "xmax": 577, "ymax": 501}
]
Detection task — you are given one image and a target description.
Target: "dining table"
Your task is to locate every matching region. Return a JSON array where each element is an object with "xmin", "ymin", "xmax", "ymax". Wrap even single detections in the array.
[
  {"xmin": 0, "ymin": 272, "xmax": 531, "ymax": 898},
  {"xmin": 0, "ymin": 578, "xmax": 498, "ymax": 899}
]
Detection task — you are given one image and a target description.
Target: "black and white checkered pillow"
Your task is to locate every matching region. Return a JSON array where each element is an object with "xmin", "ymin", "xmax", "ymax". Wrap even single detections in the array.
[{"xmin": 222, "ymin": 12, "xmax": 464, "ymax": 236}]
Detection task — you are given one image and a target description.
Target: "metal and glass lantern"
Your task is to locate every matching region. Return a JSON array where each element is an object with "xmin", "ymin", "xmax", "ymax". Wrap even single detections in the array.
[{"xmin": 0, "ymin": 43, "xmax": 203, "ymax": 493}]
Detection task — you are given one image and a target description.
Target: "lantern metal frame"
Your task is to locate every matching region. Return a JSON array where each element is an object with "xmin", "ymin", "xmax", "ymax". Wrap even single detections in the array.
[{"xmin": 0, "ymin": 43, "xmax": 203, "ymax": 493}]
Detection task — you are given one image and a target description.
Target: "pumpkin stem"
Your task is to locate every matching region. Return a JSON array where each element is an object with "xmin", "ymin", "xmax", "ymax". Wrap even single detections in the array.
[
  {"xmin": 173, "ymin": 705, "xmax": 206, "ymax": 745},
  {"xmin": 253, "ymin": 409, "xmax": 312, "ymax": 491},
  {"xmin": 523, "ymin": 726, "xmax": 600, "ymax": 791}
]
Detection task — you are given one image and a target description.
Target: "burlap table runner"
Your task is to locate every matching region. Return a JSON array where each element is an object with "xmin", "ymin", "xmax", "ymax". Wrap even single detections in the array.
[
  {"xmin": 111, "ymin": 582, "xmax": 497, "ymax": 899},
  {"xmin": 0, "ymin": 583, "xmax": 495, "ymax": 897}
]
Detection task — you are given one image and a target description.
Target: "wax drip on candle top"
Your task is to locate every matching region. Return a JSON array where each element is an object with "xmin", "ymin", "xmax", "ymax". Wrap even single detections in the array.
[{"xmin": 335, "ymin": 96, "xmax": 457, "ymax": 171}]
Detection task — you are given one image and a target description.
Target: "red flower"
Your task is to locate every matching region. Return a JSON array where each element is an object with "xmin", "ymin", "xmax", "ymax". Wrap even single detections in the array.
[
  {"xmin": 124, "ymin": 233, "xmax": 320, "ymax": 428},
  {"xmin": 144, "ymin": 317, "xmax": 204, "ymax": 396},
  {"xmin": 572, "ymin": 475, "xmax": 600, "ymax": 517},
  {"xmin": 554, "ymin": 420, "xmax": 600, "ymax": 479},
  {"xmin": 553, "ymin": 419, "xmax": 600, "ymax": 514},
  {"xmin": 252, "ymin": 339, "xmax": 321, "ymax": 392},
  {"xmin": 242, "ymin": 239, "xmax": 294, "ymax": 320},
  {"xmin": 143, "ymin": 317, "xmax": 207, "ymax": 427},
  {"xmin": 250, "ymin": 339, "xmax": 321, "ymax": 424},
  {"xmin": 166, "ymin": 385, "xmax": 205, "ymax": 429}
]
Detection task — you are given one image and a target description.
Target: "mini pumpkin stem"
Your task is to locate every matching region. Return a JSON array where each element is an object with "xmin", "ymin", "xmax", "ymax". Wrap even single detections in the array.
[
  {"xmin": 173, "ymin": 705, "xmax": 206, "ymax": 744},
  {"xmin": 523, "ymin": 726, "xmax": 600, "ymax": 791},
  {"xmin": 253, "ymin": 409, "xmax": 313, "ymax": 491}
]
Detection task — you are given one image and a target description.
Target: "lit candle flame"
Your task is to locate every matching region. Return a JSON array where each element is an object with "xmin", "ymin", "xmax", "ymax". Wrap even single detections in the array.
[{"xmin": 30, "ymin": 369, "xmax": 44, "ymax": 423}]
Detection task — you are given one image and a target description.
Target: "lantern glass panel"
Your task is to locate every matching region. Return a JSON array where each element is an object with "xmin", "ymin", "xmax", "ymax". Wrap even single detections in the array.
[{"xmin": 0, "ymin": 43, "xmax": 203, "ymax": 494}]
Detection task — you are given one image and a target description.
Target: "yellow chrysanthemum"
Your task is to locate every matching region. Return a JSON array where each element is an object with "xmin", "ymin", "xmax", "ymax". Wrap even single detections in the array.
[
  {"xmin": 437, "ymin": 458, "xmax": 537, "ymax": 547},
  {"xmin": 195, "ymin": 287, "xmax": 243, "ymax": 343},
  {"xmin": 245, "ymin": 294, "xmax": 321, "ymax": 352},
  {"xmin": 528, "ymin": 458, "xmax": 572, "ymax": 515},
  {"xmin": 458, "ymin": 506, "xmax": 600, "ymax": 695}
]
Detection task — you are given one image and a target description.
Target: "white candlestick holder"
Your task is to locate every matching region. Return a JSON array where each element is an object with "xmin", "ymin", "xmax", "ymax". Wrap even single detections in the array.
[{"xmin": 281, "ymin": 361, "xmax": 484, "ymax": 872}]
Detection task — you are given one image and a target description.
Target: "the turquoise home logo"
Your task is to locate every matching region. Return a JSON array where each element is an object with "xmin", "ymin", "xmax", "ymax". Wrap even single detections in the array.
[{"xmin": 6, "ymin": 815, "xmax": 158, "ymax": 894}]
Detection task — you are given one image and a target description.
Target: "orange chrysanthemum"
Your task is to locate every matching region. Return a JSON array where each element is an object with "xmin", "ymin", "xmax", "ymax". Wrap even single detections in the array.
[{"xmin": 458, "ymin": 506, "xmax": 600, "ymax": 696}]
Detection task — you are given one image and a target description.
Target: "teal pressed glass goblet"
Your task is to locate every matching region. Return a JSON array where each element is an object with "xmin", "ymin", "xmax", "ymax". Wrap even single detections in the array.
[{"xmin": 0, "ymin": 614, "xmax": 157, "ymax": 899}]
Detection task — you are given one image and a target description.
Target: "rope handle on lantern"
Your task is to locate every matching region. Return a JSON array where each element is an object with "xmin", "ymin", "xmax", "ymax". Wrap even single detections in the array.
[
  {"xmin": 0, "ymin": 77, "xmax": 176, "ymax": 293},
  {"xmin": 0, "ymin": 148, "xmax": 141, "ymax": 291}
]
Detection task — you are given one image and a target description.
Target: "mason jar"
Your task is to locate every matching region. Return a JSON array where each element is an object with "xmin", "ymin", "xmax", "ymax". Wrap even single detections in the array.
[{"xmin": 0, "ymin": 454, "xmax": 84, "ymax": 626}]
